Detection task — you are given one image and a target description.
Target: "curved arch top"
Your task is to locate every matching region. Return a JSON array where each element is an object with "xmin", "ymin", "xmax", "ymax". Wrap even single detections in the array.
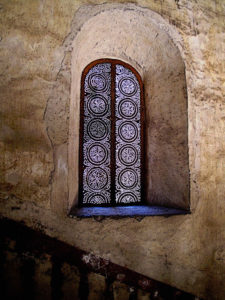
[{"xmin": 81, "ymin": 59, "xmax": 143, "ymax": 88}]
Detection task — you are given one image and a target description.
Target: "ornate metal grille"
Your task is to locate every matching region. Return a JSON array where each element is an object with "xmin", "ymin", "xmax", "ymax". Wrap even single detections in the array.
[{"xmin": 79, "ymin": 60, "xmax": 144, "ymax": 206}]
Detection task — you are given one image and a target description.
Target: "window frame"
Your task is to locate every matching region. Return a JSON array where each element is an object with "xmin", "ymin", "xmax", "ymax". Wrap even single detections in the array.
[{"xmin": 79, "ymin": 59, "xmax": 146, "ymax": 207}]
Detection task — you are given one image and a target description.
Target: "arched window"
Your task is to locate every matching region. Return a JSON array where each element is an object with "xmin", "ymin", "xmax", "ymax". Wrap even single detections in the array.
[{"xmin": 79, "ymin": 59, "xmax": 144, "ymax": 206}]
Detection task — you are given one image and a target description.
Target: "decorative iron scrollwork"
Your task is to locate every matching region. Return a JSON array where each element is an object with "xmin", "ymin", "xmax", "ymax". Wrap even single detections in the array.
[
  {"xmin": 115, "ymin": 64, "xmax": 141, "ymax": 204},
  {"xmin": 81, "ymin": 61, "xmax": 142, "ymax": 205},
  {"xmin": 82, "ymin": 63, "xmax": 111, "ymax": 204}
]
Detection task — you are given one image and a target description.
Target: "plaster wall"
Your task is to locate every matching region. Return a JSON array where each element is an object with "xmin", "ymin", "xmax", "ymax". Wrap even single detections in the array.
[
  {"xmin": 68, "ymin": 7, "xmax": 189, "ymax": 210},
  {"xmin": 0, "ymin": 1, "xmax": 225, "ymax": 299}
]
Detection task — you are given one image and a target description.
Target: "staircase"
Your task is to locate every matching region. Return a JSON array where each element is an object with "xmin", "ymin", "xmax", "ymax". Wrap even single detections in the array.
[{"xmin": 0, "ymin": 218, "xmax": 198, "ymax": 300}]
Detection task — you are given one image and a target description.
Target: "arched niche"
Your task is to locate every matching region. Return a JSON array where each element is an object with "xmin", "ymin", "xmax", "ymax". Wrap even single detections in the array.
[{"xmin": 68, "ymin": 5, "xmax": 189, "ymax": 211}]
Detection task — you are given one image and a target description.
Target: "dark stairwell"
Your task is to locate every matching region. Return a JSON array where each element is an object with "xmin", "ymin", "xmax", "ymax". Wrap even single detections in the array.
[{"xmin": 0, "ymin": 218, "xmax": 198, "ymax": 300}]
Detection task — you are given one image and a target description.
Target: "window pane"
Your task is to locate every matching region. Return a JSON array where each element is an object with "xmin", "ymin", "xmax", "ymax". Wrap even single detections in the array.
[
  {"xmin": 82, "ymin": 63, "xmax": 111, "ymax": 204},
  {"xmin": 80, "ymin": 60, "xmax": 143, "ymax": 206},
  {"xmin": 115, "ymin": 64, "xmax": 141, "ymax": 203}
]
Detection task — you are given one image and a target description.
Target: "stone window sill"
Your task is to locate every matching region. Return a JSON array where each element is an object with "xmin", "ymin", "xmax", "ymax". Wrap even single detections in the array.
[{"xmin": 70, "ymin": 206, "xmax": 190, "ymax": 218}]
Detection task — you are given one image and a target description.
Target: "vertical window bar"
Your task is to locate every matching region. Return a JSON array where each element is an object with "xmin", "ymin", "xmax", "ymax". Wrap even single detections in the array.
[{"xmin": 110, "ymin": 62, "xmax": 116, "ymax": 205}]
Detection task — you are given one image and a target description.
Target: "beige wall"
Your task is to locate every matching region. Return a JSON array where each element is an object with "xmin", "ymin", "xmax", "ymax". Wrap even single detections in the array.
[
  {"xmin": 0, "ymin": 1, "xmax": 225, "ymax": 299},
  {"xmin": 67, "ymin": 6, "xmax": 189, "ymax": 211}
]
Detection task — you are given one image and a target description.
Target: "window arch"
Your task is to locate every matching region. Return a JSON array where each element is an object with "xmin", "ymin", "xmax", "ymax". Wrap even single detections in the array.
[{"xmin": 79, "ymin": 59, "xmax": 145, "ymax": 206}]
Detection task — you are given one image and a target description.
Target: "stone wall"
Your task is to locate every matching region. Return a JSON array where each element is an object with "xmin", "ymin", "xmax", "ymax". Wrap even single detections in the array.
[{"xmin": 0, "ymin": 1, "xmax": 225, "ymax": 299}]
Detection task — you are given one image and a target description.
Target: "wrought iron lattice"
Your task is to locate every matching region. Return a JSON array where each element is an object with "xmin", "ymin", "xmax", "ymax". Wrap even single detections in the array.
[
  {"xmin": 115, "ymin": 64, "xmax": 141, "ymax": 204},
  {"xmin": 80, "ymin": 60, "xmax": 144, "ymax": 206}
]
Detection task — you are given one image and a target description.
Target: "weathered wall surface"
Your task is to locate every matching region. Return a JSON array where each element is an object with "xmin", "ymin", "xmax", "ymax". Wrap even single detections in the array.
[
  {"xmin": 1, "ymin": 218, "xmax": 195, "ymax": 300},
  {"xmin": 0, "ymin": 1, "xmax": 225, "ymax": 299},
  {"xmin": 67, "ymin": 6, "xmax": 189, "ymax": 210}
]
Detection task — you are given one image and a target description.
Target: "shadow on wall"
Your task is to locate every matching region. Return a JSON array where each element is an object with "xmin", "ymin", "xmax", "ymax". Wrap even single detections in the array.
[{"xmin": 0, "ymin": 218, "xmax": 197, "ymax": 300}]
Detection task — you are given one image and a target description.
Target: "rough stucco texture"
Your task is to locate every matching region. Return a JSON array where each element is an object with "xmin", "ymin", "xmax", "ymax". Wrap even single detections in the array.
[
  {"xmin": 0, "ymin": 1, "xmax": 225, "ymax": 300},
  {"xmin": 67, "ymin": 6, "xmax": 189, "ymax": 211}
]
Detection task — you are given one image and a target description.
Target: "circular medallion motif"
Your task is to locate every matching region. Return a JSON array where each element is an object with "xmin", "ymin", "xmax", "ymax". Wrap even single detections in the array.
[
  {"xmin": 88, "ymin": 144, "xmax": 107, "ymax": 165},
  {"xmin": 119, "ymin": 169, "xmax": 138, "ymax": 189},
  {"xmin": 88, "ymin": 73, "xmax": 107, "ymax": 92},
  {"xmin": 118, "ymin": 122, "xmax": 138, "ymax": 142},
  {"xmin": 87, "ymin": 167, "xmax": 108, "ymax": 190},
  {"xmin": 87, "ymin": 119, "xmax": 107, "ymax": 140},
  {"xmin": 88, "ymin": 95, "xmax": 108, "ymax": 116},
  {"xmin": 119, "ymin": 145, "xmax": 138, "ymax": 166},
  {"xmin": 119, "ymin": 78, "xmax": 137, "ymax": 96},
  {"xmin": 118, "ymin": 192, "xmax": 138, "ymax": 203},
  {"xmin": 118, "ymin": 99, "xmax": 137, "ymax": 119},
  {"xmin": 87, "ymin": 194, "xmax": 107, "ymax": 204}
]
